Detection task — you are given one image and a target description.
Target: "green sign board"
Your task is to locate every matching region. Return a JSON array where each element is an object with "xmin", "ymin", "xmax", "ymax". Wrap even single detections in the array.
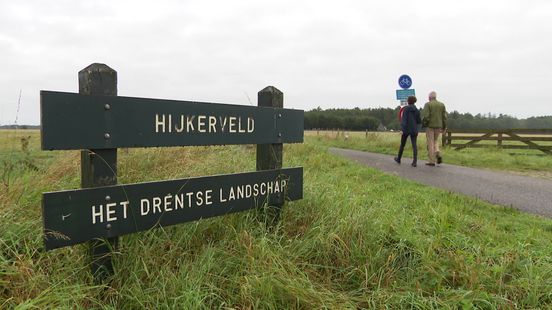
[
  {"xmin": 41, "ymin": 91, "xmax": 304, "ymax": 150},
  {"xmin": 43, "ymin": 167, "xmax": 303, "ymax": 250}
]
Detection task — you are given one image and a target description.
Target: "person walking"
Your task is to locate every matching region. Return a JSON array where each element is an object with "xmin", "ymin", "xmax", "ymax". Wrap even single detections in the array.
[
  {"xmin": 422, "ymin": 91, "xmax": 447, "ymax": 166},
  {"xmin": 394, "ymin": 96, "xmax": 421, "ymax": 167}
]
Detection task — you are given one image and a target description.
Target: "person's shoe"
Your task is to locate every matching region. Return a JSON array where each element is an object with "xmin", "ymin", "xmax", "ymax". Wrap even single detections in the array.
[
  {"xmin": 425, "ymin": 162, "xmax": 435, "ymax": 166},
  {"xmin": 394, "ymin": 157, "xmax": 401, "ymax": 164},
  {"xmin": 411, "ymin": 162, "xmax": 417, "ymax": 167},
  {"xmin": 437, "ymin": 156, "xmax": 443, "ymax": 164}
]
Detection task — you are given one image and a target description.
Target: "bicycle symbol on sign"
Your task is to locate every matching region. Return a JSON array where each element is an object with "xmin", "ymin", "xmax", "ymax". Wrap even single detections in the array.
[{"xmin": 398, "ymin": 75, "xmax": 412, "ymax": 89}]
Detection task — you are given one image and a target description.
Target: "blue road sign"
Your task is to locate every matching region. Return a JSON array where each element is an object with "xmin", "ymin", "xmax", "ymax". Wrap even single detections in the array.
[
  {"xmin": 396, "ymin": 89, "xmax": 415, "ymax": 101},
  {"xmin": 398, "ymin": 75, "xmax": 412, "ymax": 89}
]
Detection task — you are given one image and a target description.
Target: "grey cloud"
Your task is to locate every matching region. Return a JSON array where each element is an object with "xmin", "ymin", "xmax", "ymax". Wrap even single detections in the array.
[{"xmin": 1, "ymin": 0, "xmax": 551, "ymax": 125}]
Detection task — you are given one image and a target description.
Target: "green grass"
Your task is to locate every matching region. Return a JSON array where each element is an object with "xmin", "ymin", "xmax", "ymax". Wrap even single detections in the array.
[
  {"xmin": 308, "ymin": 130, "xmax": 552, "ymax": 179},
  {"xmin": 1, "ymin": 129, "xmax": 552, "ymax": 308}
]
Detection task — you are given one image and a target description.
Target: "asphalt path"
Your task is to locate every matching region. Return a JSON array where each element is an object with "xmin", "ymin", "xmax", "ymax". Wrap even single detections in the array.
[{"xmin": 330, "ymin": 148, "xmax": 552, "ymax": 218}]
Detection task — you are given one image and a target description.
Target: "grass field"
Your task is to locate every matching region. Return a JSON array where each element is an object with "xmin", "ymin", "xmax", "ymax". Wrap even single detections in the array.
[
  {"xmin": 2, "ymin": 129, "xmax": 552, "ymax": 308},
  {"xmin": 308, "ymin": 130, "xmax": 552, "ymax": 180}
]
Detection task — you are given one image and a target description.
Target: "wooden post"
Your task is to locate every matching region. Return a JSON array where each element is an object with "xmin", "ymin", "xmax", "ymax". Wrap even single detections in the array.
[
  {"xmin": 497, "ymin": 132, "xmax": 503, "ymax": 147},
  {"xmin": 443, "ymin": 130, "xmax": 451, "ymax": 146},
  {"xmin": 256, "ymin": 86, "xmax": 283, "ymax": 227},
  {"xmin": 79, "ymin": 63, "xmax": 118, "ymax": 282}
]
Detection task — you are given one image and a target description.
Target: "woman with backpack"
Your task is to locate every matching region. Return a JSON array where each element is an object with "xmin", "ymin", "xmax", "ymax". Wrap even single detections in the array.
[{"xmin": 394, "ymin": 96, "xmax": 421, "ymax": 167}]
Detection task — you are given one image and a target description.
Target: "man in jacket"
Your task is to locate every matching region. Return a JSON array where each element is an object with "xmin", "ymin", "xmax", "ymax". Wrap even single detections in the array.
[{"xmin": 422, "ymin": 91, "xmax": 447, "ymax": 166}]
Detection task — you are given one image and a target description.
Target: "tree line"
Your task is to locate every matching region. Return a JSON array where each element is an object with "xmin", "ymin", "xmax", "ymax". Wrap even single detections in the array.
[
  {"xmin": 0, "ymin": 125, "xmax": 40, "ymax": 129},
  {"xmin": 304, "ymin": 107, "xmax": 552, "ymax": 131},
  {"xmin": 2, "ymin": 112, "xmax": 551, "ymax": 131}
]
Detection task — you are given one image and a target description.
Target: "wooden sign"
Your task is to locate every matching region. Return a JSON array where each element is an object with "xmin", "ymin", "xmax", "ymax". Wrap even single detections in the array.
[
  {"xmin": 41, "ymin": 91, "xmax": 304, "ymax": 150},
  {"xmin": 40, "ymin": 64, "xmax": 303, "ymax": 284},
  {"xmin": 43, "ymin": 167, "xmax": 303, "ymax": 250}
]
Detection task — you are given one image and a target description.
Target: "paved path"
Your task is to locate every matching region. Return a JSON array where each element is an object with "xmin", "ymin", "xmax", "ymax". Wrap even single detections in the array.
[{"xmin": 330, "ymin": 148, "xmax": 552, "ymax": 218}]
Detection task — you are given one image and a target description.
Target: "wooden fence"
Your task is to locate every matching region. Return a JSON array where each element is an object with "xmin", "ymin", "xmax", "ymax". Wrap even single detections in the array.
[{"xmin": 443, "ymin": 129, "xmax": 552, "ymax": 155}]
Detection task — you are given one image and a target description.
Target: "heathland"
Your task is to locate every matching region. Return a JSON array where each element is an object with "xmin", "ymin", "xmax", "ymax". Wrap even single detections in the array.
[{"xmin": 1, "ymin": 129, "xmax": 552, "ymax": 308}]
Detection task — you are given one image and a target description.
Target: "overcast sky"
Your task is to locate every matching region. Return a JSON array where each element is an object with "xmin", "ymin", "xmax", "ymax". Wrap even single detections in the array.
[{"xmin": 1, "ymin": 0, "xmax": 551, "ymax": 125}]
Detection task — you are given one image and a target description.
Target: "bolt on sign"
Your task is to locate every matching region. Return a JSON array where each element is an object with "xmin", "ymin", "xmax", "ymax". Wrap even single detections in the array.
[{"xmin": 40, "ymin": 64, "xmax": 304, "ymax": 252}]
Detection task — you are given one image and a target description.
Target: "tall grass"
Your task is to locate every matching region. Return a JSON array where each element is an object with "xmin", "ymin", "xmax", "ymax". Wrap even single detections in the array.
[{"xmin": 1, "ymin": 130, "xmax": 552, "ymax": 308}]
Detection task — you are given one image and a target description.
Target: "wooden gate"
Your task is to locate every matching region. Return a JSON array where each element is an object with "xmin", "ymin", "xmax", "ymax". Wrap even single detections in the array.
[{"xmin": 443, "ymin": 129, "xmax": 552, "ymax": 155}]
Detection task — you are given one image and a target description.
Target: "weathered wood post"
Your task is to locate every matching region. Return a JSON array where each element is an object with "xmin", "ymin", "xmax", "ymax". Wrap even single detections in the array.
[
  {"xmin": 443, "ymin": 130, "xmax": 451, "ymax": 146},
  {"xmin": 79, "ymin": 63, "xmax": 118, "ymax": 282},
  {"xmin": 256, "ymin": 86, "xmax": 283, "ymax": 226},
  {"xmin": 497, "ymin": 132, "xmax": 503, "ymax": 147}
]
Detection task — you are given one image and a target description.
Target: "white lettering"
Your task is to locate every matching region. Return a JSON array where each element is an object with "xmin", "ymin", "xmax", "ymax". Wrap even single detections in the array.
[
  {"xmin": 175, "ymin": 115, "xmax": 185, "ymax": 132},
  {"xmin": 220, "ymin": 188, "xmax": 227, "ymax": 202},
  {"xmin": 219, "ymin": 116, "xmax": 228, "ymax": 132},
  {"xmin": 155, "ymin": 114, "xmax": 166, "ymax": 133},
  {"xmin": 186, "ymin": 192, "xmax": 194, "ymax": 207},
  {"xmin": 141, "ymin": 199, "xmax": 150, "ymax": 216},
  {"xmin": 229, "ymin": 187, "xmax": 235, "ymax": 201},
  {"xmin": 157, "ymin": 114, "xmax": 256, "ymax": 135},
  {"xmin": 229, "ymin": 117, "xmax": 237, "ymax": 133},
  {"xmin": 253, "ymin": 183, "xmax": 259, "ymax": 196},
  {"xmin": 260, "ymin": 183, "xmax": 266, "ymax": 195},
  {"xmin": 238, "ymin": 117, "xmax": 246, "ymax": 133},
  {"xmin": 121, "ymin": 201, "xmax": 129, "ymax": 219},
  {"xmin": 208, "ymin": 116, "xmax": 217, "ymax": 132},
  {"xmin": 205, "ymin": 190, "xmax": 213, "ymax": 205},
  {"xmin": 209, "ymin": 116, "xmax": 217, "ymax": 133},
  {"xmin": 164, "ymin": 194, "xmax": 173, "ymax": 211},
  {"xmin": 186, "ymin": 116, "xmax": 196, "ymax": 132},
  {"xmin": 92, "ymin": 205, "xmax": 103, "ymax": 224},
  {"xmin": 106, "ymin": 202, "xmax": 117, "ymax": 222},
  {"xmin": 175, "ymin": 193, "xmax": 185, "ymax": 209},
  {"xmin": 248, "ymin": 117, "xmax": 255, "ymax": 132},
  {"xmin": 198, "ymin": 115, "xmax": 206, "ymax": 133},
  {"xmin": 245, "ymin": 184, "xmax": 252, "ymax": 198},
  {"xmin": 196, "ymin": 191, "xmax": 204, "ymax": 206},
  {"xmin": 153, "ymin": 197, "xmax": 162, "ymax": 213},
  {"xmin": 237, "ymin": 185, "xmax": 244, "ymax": 199}
]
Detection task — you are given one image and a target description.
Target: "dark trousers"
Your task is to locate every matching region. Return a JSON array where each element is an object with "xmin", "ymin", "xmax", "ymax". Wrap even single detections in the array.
[{"xmin": 397, "ymin": 133, "xmax": 418, "ymax": 163}]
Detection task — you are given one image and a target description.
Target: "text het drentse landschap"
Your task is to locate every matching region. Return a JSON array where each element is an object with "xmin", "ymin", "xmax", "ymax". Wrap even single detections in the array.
[{"xmin": 90, "ymin": 179, "xmax": 288, "ymax": 225}]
